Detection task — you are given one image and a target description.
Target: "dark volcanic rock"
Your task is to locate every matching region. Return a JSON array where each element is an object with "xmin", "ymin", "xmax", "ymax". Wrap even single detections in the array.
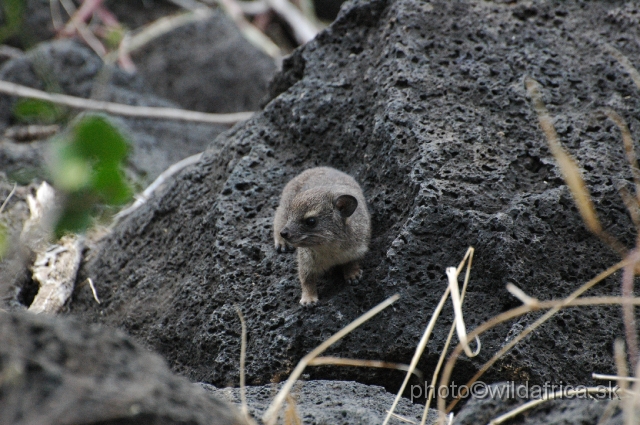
[
  {"xmin": 69, "ymin": 0, "xmax": 638, "ymax": 405},
  {"xmin": 453, "ymin": 383, "xmax": 622, "ymax": 425},
  {"xmin": 0, "ymin": 311, "xmax": 247, "ymax": 425},
  {"xmin": 131, "ymin": 10, "xmax": 277, "ymax": 114},
  {"xmin": 204, "ymin": 380, "xmax": 438, "ymax": 424}
]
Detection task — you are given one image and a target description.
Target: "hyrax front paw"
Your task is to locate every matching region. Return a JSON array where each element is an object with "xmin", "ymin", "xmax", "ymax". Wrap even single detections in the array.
[
  {"xmin": 299, "ymin": 293, "xmax": 319, "ymax": 305},
  {"xmin": 343, "ymin": 262, "xmax": 363, "ymax": 285}
]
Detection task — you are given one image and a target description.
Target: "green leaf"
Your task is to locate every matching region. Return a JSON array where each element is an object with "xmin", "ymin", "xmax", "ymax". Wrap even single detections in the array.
[
  {"xmin": 14, "ymin": 98, "xmax": 65, "ymax": 124},
  {"xmin": 72, "ymin": 116, "xmax": 129, "ymax": 163},
  {"xmin": 93, "ymin": 164, "xmax": 132, "ymax": 205},
  {"xmin": 49, "ymin": 115, "xmax": 133, "ymax": 236}
]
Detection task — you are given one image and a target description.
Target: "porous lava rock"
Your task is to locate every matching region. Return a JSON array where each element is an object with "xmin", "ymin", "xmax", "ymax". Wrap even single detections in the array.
[
  {"xmin": 453, "ymin": 383, "xmax": 622, "ymax": 425},
  {"xmin": 69, "ymin": 0, "xmax": 639, "ymax": 403},
  {"xmin": 204, "ymin": 380, "xmax": 438, "ymax": 424},
  {"xmin": 0, "ymin": 311, "xmax": 247, "ymax": 425}
]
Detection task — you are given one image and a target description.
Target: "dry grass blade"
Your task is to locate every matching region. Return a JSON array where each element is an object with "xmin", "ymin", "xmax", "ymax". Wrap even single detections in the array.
[
  {"xmin": 419, "ymin": 248, "xmax": 475, "ymax": 425},
  {"xmin": 506, "ymin": 283, "xmax": 539, "ymax": 308},
  {"xmin": 602, "ymin": 42, "xmax": 640, "ymax": 91},
  {"xmin": 489, "ymin": 387, "xmax": 620, "ymax": 425},
  {"xmin": 0, "ymin": 80, "xmax": 254, "ymax": 124},
  {"xmin": 524, "ymin": 77, "xmax": 627, "ymax": 257},
  {"xmin": 618, "ymin": 186, "xmax": 640, "ymax": 230},
  {"xmin": 262, "ymin": 294, "xmax": 400, "ymax": 425},
  {"xmin": 437, "ymin": 294, "xmax": 640, "ymax": 423},
  {"xmin": 49, "ymin": 0, "xmax": 64, "ymax": 30},
  {"xmin": 284, "ymin": 395, "xmax": 301, "ymax": 425},
  {"xmin": 621, "ymin": 253, "xmax": 640, "ymax": 372},
  {"xmin": 446, "ymin": 254, "xmax": 480, "ymax": 358},
  {"xmin": 384, "ymin": 248, "xmax": 474, "ymax": 425},
  {"xmin": 0, "ymin": 183, "xmax": 17, "ymax": 215},
  {"xmin": 593, "ymin": 373, "xmax": 638, "ymax": 383},
  {"xmin": 612, "ymin": 339, "xmax": 633, "ymax": 425},
  {"xmin": 86, "ymin": 278, "xmax": 101, "ymax": 304},
  {"xmin": 234, "ymin": 306, "xmax": 252, "ymax": 422},
  {"xmin": 606, "ymin": 110, "xmax": 640, "ymax": 203},
  {"xmin": 597, "ymin": 399, "xmax": 621, "ymax": 425},
  {"xmin": 308, "ymin": 356, "xmax": 423, "ymax": 380},
  {"xmin": 386, "ymin": 411, "xmax": 417, "ymax": 424},
  {"xmin": 442, "ymin": 259, "xmax": 628, "ymax": 413}
]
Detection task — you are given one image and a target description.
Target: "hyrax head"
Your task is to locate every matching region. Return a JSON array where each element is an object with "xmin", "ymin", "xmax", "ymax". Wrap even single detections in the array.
[{"xmin": 279, "ymin": 189, "xmax": 358, "ymax": 248}]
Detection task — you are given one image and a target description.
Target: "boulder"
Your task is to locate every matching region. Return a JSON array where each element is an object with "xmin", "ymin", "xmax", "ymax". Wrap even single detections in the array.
[
  {"xmin": 66, "ymin": 0, "xmax": 638, "ymax": 400},
  {"xmin": 0, "ymin": 311, "xmax": 247, "ymax": 425},
  {"xmin": 205, "ymin": 380, "xmax": 438, "ymax": 424},
  {"xmin": 453, "ymin": 382, "xmax": 621, "ymax": 425},
  {"xmin": 131, "ymin": 10, "xmax": 277, "ymax": 114}
]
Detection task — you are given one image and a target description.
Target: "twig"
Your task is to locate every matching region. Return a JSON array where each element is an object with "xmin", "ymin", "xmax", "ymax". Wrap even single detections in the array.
[
  {"xmin": 59, "ymin": 0, "xmax": 108, "ymax": 57},
  {"xmin": 86, "ymin": 278, "xmax": 101, "ymax": 304},
  {"xmin": 0, "ymin": 183, "xmax": 17, "ymax": 215},
  {"xmin": 236, "ymin": 1, "xmax": 270, "ymax": 15},
  {"xmin": 0, "ymin": 80, "xmax": 254, "ymax": 124},
  {"xmin": 117, "ymin": 33, "xmax": 136, "ymax": 73},
  {"xmin": 4, "ymin": 124, "xmax": 60, "ymax": 141},
  {"xmin": 262, "ymin": 294, "xmax": 400, "ymax": 425},
  {"xmin": 264, "ymin": 0, "xmax": 319, "ymax": 44},
  {"xmin": 49, "ymin": 0, "xmax": 64, "ymax": 31},
  {"xmin": 114, "ymin": 152, "xmax": 203, "ymax": 221},
  {"xmin": 202, "ymin": 0, "xmax": 281, "ymax": 58},
  {"xmin": 109, "ymin": 9, "xmax": 214, "ymax": 60}
]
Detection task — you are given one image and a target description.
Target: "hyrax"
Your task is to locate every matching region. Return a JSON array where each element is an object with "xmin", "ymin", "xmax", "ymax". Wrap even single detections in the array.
[{"xmin": 273, "ymin": 167, "xmax": 370, "ymax": 305}]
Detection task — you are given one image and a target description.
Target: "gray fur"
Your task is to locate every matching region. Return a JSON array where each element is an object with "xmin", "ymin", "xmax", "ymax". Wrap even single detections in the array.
[{"xmin": 273, "ymin": 167, "xmax": 371, "ymax": 304}]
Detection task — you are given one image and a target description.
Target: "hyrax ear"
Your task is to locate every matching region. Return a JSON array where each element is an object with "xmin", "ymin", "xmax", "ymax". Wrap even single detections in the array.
[{"xmin": 334, "ymin": 194, "xmax": 358, "ymax": 218}]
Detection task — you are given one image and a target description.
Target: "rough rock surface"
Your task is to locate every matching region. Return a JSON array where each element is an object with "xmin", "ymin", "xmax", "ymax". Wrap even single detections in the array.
[
  {"xmin": 453, "ymin": 383, "xmax": 622, "ymax": 425},
  {"xmin": 0, "ymin": 311, "xmax": 247, "ymax": 425},
  {"xmin": 204, "ymin": 380, "xmax": 438, "ymax": 424},
  {"xmin": 68, "ymin": 0, "xmax": 638, "ymax": 404},
  {"xmin": 131, "ymin": 10, "xmax": 277, "ymax": 114}
]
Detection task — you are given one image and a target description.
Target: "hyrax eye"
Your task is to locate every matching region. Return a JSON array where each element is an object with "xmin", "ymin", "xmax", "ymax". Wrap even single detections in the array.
[{"xmin": 304, "ymin": 217, "xmax": 317, "ymax": 227}]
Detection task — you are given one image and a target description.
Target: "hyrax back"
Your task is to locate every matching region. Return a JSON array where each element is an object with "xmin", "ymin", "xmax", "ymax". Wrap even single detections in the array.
[{"xmin": 273, "ymin": 167, "xmax": 370, "ymax": 305}]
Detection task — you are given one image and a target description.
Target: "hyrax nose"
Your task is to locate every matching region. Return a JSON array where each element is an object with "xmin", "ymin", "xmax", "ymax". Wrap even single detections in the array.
[{"xmin": 280, "ymin": 229, "xmax": 290, "ymax": 240}]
